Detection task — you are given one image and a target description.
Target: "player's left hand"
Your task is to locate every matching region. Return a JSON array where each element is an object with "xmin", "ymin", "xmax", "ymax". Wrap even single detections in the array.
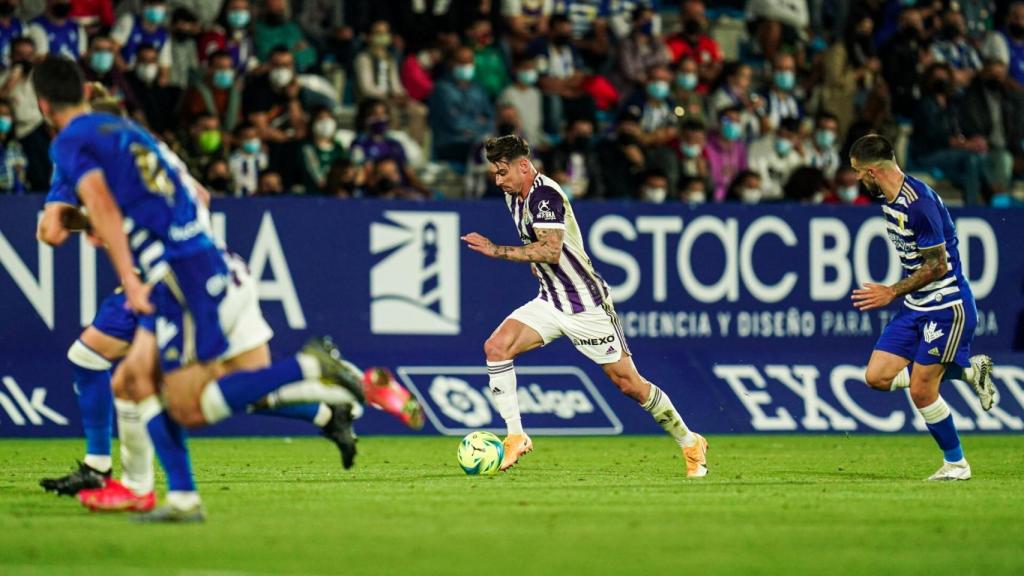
[
  {"xmin": 123, "ymin": 275, "xmax": 155, "ymax": 315},
  {"xmin": 461, "ymin": 232, "xmax": 496, "ymax": 258},
  {"xmin": 851, "ymin": 283, "xmax": 896, "ymax": 311}
]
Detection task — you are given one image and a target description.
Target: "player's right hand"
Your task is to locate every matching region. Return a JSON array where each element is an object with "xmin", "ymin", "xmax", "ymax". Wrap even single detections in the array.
[{"xmin": 123, "ymin": 275, "xmax": 155, "ymax": 315}]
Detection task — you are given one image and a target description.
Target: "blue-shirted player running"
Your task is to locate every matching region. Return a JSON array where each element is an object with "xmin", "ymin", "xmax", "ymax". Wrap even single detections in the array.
[
  {"xmin": 849, "ymin": 134, "xmax": 997, "ymax": 481},
  {"xmin": 32, "ymin": 55, "xmax": 368, "ymax": 521}
]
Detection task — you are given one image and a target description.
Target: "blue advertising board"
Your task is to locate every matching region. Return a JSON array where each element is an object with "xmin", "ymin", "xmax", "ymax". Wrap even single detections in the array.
[{"xmin": 0, "ymin": 197, "xmax": 1022, "ymax": 437}]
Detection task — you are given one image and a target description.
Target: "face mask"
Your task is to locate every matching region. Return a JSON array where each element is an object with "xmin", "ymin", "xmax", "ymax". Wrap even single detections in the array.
[
  {"xmin": 241, "ymin": 138, "xmax": 261, "ymax": 154},
  {"xmin": 51, "ymin": 2, "xmax": 71, "ymax": 18},
  {"xmin": 269, "ymin": 67, "xmax": 294, "ymax": 88},
  {"xmin": 417, "ymin": 51, "xmax": 433, "ymax": 69},
  {"xmin": 684, "ymin": 19, "xmax": 703, "ymax": 36},
  {"xmin": 453, "ymin": 64, "xmax": 475, "ymax": 82},
  {"xmin": 213, "ymin": 69, "xmax": 235, "ymax": 89},
  {"xmin": 684, "ymin": 190, "xmax": 706, "ymax": 204},
  {"xmin": 838, "ymin": 185, "xmax": 860, "ymax": 203},
  {"xmin": 1010, "ymin": 23, "xmax": 1024, "ymax": 40},
  {"xmin": 208, "ymin": 176, "xmax": 229, "ymax": 191},
  {"xmin": 198, "ymin": 129, "xmax": 221, "ymax": 153},
  {"xmin": 376, "ymin": 177, "xmax": 396, "ymax": 193},
  {"xmin": 815, "ymin": 129, "xmax": 836, "ymax": 149},
  {"xmin": 517, "ymin": 69, "xmax": 538, "ymax": 85},
  {"xmin": 773, "ymin": 70, "xmax": 795, "ymax": 91},
  {"xmin": 0, "ymin": 116, "xmax": 11, "ymax": 134},
  {"xmin": 740, "ymin": 187, "xmax": 762, "ymax": 204},
  {"xmin": 90, "ymin": 51, "xmax": 114, "ymax": 74},
  {"xmin": 642, "ymin": 186, "xmax": 667, "ymax": 203},
  {"xmin": 0, "ymin": 2, "xmax": 15, "ymax": 17},
  {"xmin": 721, "ymin": 120, "xmax": 742, "ymax": 142},
  {"xmin": 774, "ymin": 138, "xmax": 793, "ymax": 156},
  {"xmin": 227, "ymin": 9, "xmax": 250, "ymax": 29},
  {"xmin": 371, "ymin": 33, "xmax": 391, "ymax": 48},
  {"xmin": 143, "ymin": 5, "xmax": 167, "ymax": 25},
  {"xmin": 369, "ymin": 118, "xmax": 389, "ymax": 135},
  {"xmin": 646, "ymin": 80, "xmax": 669, "ymax": 100},
  {"xmin": 681, "ymin": 143, "xmax": 701, "ymax": 158},
  {"xmin": 314, "ymin": 118, "xmax": 337, "ymax": 140},
  {"xmin": 675, "ymin": 72, "xmax": 697, "ymax": 91},
  {"xmin": 136, "ymin": 63, "xmax": 159, "ymax": 83}
]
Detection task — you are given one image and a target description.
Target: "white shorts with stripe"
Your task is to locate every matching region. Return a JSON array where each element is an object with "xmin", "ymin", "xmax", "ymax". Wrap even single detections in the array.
[{"xmin": 506, "ymin": 297, "xmax": 631, "ymax": 365}]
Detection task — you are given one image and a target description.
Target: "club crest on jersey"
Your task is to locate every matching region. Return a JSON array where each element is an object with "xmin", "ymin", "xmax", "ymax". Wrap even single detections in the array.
[
  {"xmin": 370, "ymin": 211, "xmax": 461, "ymax": 335},
  {"xmin": 923, "ymin": 321, "xmax": 944, "ymax": 343},
  {"xmin": 535, "ymin": 200, "xmax": 556, "ymax": 221}
]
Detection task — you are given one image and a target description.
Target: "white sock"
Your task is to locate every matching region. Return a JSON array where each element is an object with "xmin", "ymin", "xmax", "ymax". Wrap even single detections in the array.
[
  {"xmin": 83, "ymin": 454, "xmax": 112, "ymax": 473},
  {"xmin": 918, "ymin": 396, "xmax": 950, "ymax": 424},
  {"xmin": 199, "ymin": 382, "xmax": 232, "ymax": 424},
  {"xmin": 890, "ymin": 368, "xmax": 910, "ymax": 391},
  {"xmin": 115, "ymin": 398, "xmax": 154, "ymax": 495},
  {"xmin": 267, "ymin": 380, "xmax": 361, "ymax": 407},
  {"xmin": 296, "ymin": 353, "xmax": 322, "ymax": 380},
  {"xmin": 167, "ymin": 490, "xmax": 202, "ymax": 510},
  {"xmin": 962, "ymin": 365, "xmax": 976, "ymax": 383},
  {"xmin": 487, "ymin": 360, "xmax": 523, "ymax": 435},
  {"xmin": 313, "ymin": 403, "xmax": 332, "ymax": 427},
  {"xmin": 643, "ymin": 384, "xmax": 696, "ymax": 448}
]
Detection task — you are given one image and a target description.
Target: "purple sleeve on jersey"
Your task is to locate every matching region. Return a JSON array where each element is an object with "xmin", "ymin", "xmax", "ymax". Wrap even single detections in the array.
[
  {"xmin": 909, "ymin": 196, "xmax": 945, "ymax": 249},
  {"xmin": 528, "ymin": 186, "xmax": 565, "ymax": 226}
]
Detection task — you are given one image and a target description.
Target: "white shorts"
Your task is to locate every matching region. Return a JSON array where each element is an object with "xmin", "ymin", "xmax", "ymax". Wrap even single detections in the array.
[
  {"xmin": 507, "ymin": 297, "xmax": 631, "ymax": 365},
  {"xmin": 218, "ymin": 254, "xmax": 274, "ymax": 362}
]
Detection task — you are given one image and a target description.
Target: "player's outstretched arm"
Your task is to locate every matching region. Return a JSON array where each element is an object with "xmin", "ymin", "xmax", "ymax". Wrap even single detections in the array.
[
  {"xmin": 37, "ymin": 204, "xmax": 75, "ymax": 246},
  {"xmin": 851, "ymin": 244, "xmax": 947, "ymax": 311},
  {"xmin": 77, "ymin": 170, "xmax": 153, "ymax": 314},
  {"xmin": 461, "ymin": 228, "xmax": 564, "ymax": 264}
]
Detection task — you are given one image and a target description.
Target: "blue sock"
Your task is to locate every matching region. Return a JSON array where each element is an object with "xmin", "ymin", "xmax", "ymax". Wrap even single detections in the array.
[
  {"xmin": 944, "ymin": 364, "xmax": 964, "ymax": 381},
  {"xmin": 216, "ymin": 357, "xmax": 304, "ymax": 414},
  {"xmin": 926, "ymin": 414, "xmax": 964, "ymax": 462},
  {"xmin": 72, "ymin": 364, "xmax": 113, "ymax": 461},
  {"xmin": 143, "ymin": 402, "xmax": 196, "ymax": 492},
  {"xmin": 257, "ymin": 403, "xmax": 322, "ymax": 425}
]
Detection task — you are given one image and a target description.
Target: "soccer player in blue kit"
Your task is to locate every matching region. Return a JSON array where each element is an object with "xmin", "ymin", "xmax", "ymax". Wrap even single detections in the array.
[
  {"xmin": 32, "ymin": 55, "xmax": 368, "ymax": 520},
  {"xmin": 849, "ymin": 134, "xmax": 997, "ymax": 481}
]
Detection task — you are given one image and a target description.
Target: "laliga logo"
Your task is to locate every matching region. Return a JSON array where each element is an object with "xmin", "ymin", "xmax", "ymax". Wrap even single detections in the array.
[
  {"xmin": 429, "ymin": 376, "xmax": 492, "ymax": 428},
  {"xmin": 370, "ymin": 211, "xmax": 460, "ymax": 335}
]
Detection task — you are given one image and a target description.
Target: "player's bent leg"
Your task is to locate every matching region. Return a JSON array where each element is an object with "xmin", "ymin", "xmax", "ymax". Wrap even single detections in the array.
[
  {"xmin": 910, "ymin": 363, "xmax": 971, "ymax": 481},
  {"xmin": 484, "ymin": 319, "xmax": 544, "ymax": 471},
  {"xmin": 602, "ymin": 357, "xmax": 707, "ymax": 477},
  {"xmin": 864, "ymin": 350, "xmax": 912, "ymax": 392}
]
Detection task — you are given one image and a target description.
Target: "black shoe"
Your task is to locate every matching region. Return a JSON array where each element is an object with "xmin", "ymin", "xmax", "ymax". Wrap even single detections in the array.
[
  {"xmin": 301, "ymin": 337, "xmax": 366, "ymax": 405},
  {"xmin": 40, "ymin": 461, "xmax": 110, "ymax": 496},
  {"xmin": 321, "ymin": 403, "xmax": 357, "ymax": 469}
]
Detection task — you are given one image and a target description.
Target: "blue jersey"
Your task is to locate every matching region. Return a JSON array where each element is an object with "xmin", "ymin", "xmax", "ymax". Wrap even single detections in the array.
[
  {"xmin": 119, "ymin": 15, "xmax": 168, "ymax": 66},
  {"xmin": 881, "ymin": 174, "xmax": 971, "ymax": 312},
  {"xmin": 49, "ymin": 112, "xmax": 217, "ymax": 281},
  {"xmin": 30, "ymin": 15, "xmax": 82, "ymax": 59}
]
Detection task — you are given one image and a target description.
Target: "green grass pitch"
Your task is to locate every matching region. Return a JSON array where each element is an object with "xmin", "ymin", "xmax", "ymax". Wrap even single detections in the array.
[{"xmin": 1, "ymin": 435, "xmax": 1022, "ymax": 576}]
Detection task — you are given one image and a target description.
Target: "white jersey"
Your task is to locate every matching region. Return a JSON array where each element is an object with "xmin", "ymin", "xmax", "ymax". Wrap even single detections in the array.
[{"xmin": 505, "ymin": 173, "xmax": 611, "ymax": 314}]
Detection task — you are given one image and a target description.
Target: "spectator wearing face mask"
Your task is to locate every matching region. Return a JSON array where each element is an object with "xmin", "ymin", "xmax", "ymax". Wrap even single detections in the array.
[
  {"xmin": 747, "ymin": 117, "xmax": 805, "ymax": 201},
  {"xmin": 499, "ymin": 57, "xmax": 545, "ymax": 149},
  {"xmin": 612, "ymin": 5, "xmax": 670, "ymax": 96},
  {"xmin": 755, "ymin": 52, "xmax": 803, "ymax": 134},
  {"xmin": 597, "ymin": 107, "xmax": 647, "ymax": 199},
  {"xmin": 203, "ymin": 158, "xmax": 233, "ymax": 196},
  {"xmin": 982, "ymin": 2, "xmax": 1024, "ymax": 88},
  {"xmin": 467, "ymin": 18, "xmax": 509, "ymax": 100},
  {"xmin": 0, "ymin": 0, "xmax": 25, "ymax": 69},
  {"xmin": 822, "ymin": 13, "xmax": 881, "ymax": 139},
  {"xmin": 350, "ymin": 98, "xmax": 430, "ymax": 196},
  {"xmin": 931, "ymin": 11, "xmax": 981, "ymax": 90},
  {"xmin": 823, "ymin": 166, "xmax": 871, "ymax": 206},
  {"xmin": 299, "ymin": 107, "xmax": 346, "ymax": 194},
  {"xmin": 369, "ymin": 157, "xmax": 422, "ymax": 199},
  {"xmin": 959, "ymin": 57, "xmax": 1024, "ymax": 205},
  {"xmin": 638, "ymin": 168, "xmax": 669, "ymax": 203},
  {"xmin": 677, "ymin": 119, "xmax": 710, "ymax": 191},
  {"xmin": 724, "ymin": 169, "xmax": 764, "ymax": 204},
  {"xmin": 664, "ymin": 0, "xmax": 721, "ymax": 91},
  {"xmin": 680, "ymin": 176, "xmax": 707, "ymax": 204},
  {"xmin": 623, "ymin": 64, "xmax": 680, "ymax": 191},
  {"xmin": 111, "ymin": 0, "xmax": 171, "ymax": 83},
  {"xmin": 200, "ymin": 0, "xmax": 256, "ymax": 74},
  {"xmin": 783, "ymin": 166, "xmax": 830, "ymax": 204},
  {"xmin": 81, "ymin": 35, "xmax": 137, "ymax": 115},
  {"xmin": 166, "ymin": 7, "xmax": 201, "ymax": 89},
  {"xmin": 125, "ymin": 43, "xmax": 180, "ymax": 138},
  {"xmin": 354, "ymin": 19, "xmax": 428, "ymax": 146},
  {"xmin": 0, "ymin": 37, "xmax": 49, "ymax": 191},
  {"xmin": 180, "ymin": 113, "xmax": 228, "ymax": 183},
  {"xmin": 546, "ymin": 116, "xmax": 603, "ymax": 200},
  {"xmin": 705, "ymin": 106, "xmax": 748, "ymax": 202},
  {"xmin": 530, "ymin": 14, "xmax": 592, "ymax": 136},
  {"xmin": 805, "ymin": 112, "xmax": 840, "ymax": 180},
  {"xmin": 0, "ymin": 98, "xmax": 26, "ymax": 194},
  {"xmin": 324, "ymin": 157, "xmax": 361, "ymax": 198},
  {"xmin": 27, "ymin": 0, "xmax": 87, "ymax": 60},
  {"xmin": 401, "ymin": 45, "xmax": 441, "ymax": 103},
  {"xmin": 706, "ymin": 61, "xmax": 760, "ymax": 140},
  {"xmin": 183, "ymin": 50, "xmax": 243, "ymax": 136},
  {"xmin": 254, "ymin": 0, "xmax": 316, "ymax": 73},
  {"xmin": 670, "ymin": 57, "xmax": 705, "ymax": 124},
  {"xmin": 882, "ymin": 8, "xmax": 930, "ymax": 119},
  {"xmin": 228, "ymin": 122, "xmax": 268, "ymax": 197},
  {"xmin": 117, "ymin": 0, "xmax": 224, "ymax": 28},
  {"xmin": 257, "ymin": 170, "xmax": 284, "ymax": 195},
  {"xmin": 429, "ymin": 45, "xmax": 494, "ymax": 164}
]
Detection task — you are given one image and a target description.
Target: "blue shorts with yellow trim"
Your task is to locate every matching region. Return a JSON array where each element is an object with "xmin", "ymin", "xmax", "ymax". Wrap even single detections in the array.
[{"xmin": 874, "ymin": 301, "xmax": 976, "ymax": 367}]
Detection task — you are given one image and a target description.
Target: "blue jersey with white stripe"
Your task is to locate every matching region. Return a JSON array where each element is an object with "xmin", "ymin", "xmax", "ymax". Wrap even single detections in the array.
[
  {"xmin": 881, "ymin": 174, "xmax": 971, "ymax": 312},
  {"xmin": 49, "ymin": 112, "xmax": 218, "ymax": 281}
]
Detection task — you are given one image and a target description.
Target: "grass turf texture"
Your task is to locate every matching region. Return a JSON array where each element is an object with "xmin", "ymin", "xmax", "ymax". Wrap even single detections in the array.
[{"xmin": 1, "ymin": 435, "xmax": 1022, "ymax": 576}]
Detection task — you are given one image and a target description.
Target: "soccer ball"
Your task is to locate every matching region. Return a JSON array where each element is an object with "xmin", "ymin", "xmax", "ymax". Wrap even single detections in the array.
[{"xmin": 457, "ymin": 431, "xmax": 504, "ymax": 475}]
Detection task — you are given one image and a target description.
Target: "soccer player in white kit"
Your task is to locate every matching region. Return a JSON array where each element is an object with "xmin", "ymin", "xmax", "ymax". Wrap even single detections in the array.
[{"xmin": 461, "ymin": 135, "xmax": 709, "ymax": 476}]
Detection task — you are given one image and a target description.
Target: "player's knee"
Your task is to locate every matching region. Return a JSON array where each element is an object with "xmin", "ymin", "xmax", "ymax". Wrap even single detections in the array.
[
  {"xmin": 166, "ymin": 401, "xmax": 207, "ymax": 429},
  {"xmin": 484, "ymin": 336, "xmax": 514, "ymax": 362},
  {"xmin": 909, "ymin": 386, "xmax": 937, "ymax": 408},
  {"xmin": 863, "ymin": 370, "xmax": 891, "ymax": 391},
  {"xmin": 611, "ymin": 373, "xmax": 645, "ymax": 402}
]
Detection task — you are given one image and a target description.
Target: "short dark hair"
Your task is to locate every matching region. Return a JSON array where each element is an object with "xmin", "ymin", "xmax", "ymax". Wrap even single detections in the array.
[
  {"xmin": 484, "ymin": 135, "xmax": 531, "ymax": 165},
  {"xmin": 849, "ymin": 133, "xmax": 896, "ymax": 164},
  {"xmin": 680, "ymin": 119, "xmax": 706, "ymax": 132},
  {"xmin": 32, "ymin": 55, "xmax": 85, "ymax": 109}
]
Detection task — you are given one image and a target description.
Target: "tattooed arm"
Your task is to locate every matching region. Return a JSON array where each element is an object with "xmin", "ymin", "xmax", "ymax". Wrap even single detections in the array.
[
  {"xmin": 461, "ymin": 228, "xmax": 564, "ymax": 265},
  {"xmin": 852, "ymin": 244, "xmax": 947, "ymax": 311}
]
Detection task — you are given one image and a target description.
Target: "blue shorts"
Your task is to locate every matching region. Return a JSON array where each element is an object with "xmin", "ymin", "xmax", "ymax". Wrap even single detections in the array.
[
  {"xmin": 874, "ymin": 301, "xmax": 976, "ymax": 367},
  {"xmin": 91, "ymin": 291, "xmax": 139, "ymax": 343}
]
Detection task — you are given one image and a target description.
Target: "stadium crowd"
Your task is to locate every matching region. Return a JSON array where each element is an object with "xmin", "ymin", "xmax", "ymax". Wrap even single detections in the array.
[{"xmin": 0, "ymin": 0, "xmax": 1022, "ymax": 206}]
